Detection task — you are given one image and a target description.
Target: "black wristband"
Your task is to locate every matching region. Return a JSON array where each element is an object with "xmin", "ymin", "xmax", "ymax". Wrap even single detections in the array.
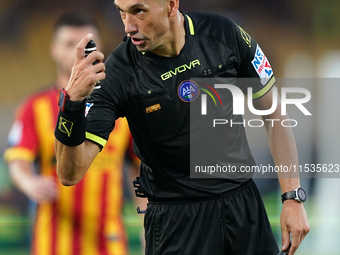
[{"xmin": 54, "ymin": 104, "xmax": 87, "ymax": 146}]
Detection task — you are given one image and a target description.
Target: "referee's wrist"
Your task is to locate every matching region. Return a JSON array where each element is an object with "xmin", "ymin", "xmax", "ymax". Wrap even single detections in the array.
[
  {"xmin": 282, "ymin": 199, "xmax": 302, "ymax": 205},
  {"xmin": 55, "ymin": 88, "xmax": 88, "ymax": 146},
  {"xmin": 63, "ymin": 87, "xmax": 87, "ymax": 101},
  {"xmin": 67, "ymin": 93, "xmax": 86, "ymax": 102},
  {"xmin": 58, "ymin": 88, "xmax": 86, "ymax": 112},
  {"xmin": 54, "ymin": 107, "xmax": 87, "ymax": 146}
]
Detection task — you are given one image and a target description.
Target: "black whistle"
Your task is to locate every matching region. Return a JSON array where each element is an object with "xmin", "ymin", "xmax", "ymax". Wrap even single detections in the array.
[
  {"xmin": 84, "ymin": 40, "xmax": 100, "ymax": 87},
  {"xmin": 84, "ymin": 40, "xmax": 98, "ymax": 65}
]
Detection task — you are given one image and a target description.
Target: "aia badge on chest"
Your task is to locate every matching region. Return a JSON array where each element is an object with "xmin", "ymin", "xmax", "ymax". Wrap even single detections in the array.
[{"xmin": 177, "ymin": 80, "xmax": 200, "ymax": 103}]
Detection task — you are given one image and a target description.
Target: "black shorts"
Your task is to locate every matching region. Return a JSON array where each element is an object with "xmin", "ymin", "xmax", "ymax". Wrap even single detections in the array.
[{"xmin": 144, "ymin": 180, "xmax": 279, "ymax": 255}]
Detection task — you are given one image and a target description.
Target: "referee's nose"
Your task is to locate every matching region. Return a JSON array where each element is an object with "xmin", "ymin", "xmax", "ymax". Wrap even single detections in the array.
[{"xmin": 124, "ymin": 13, "xmax": 138, "ymax": 36}]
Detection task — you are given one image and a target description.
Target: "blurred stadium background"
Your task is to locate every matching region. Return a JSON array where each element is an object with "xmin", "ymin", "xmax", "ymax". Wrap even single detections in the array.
[{"xmin": 1, "ymin": 0, "xmax": 340, "ymax": 254}]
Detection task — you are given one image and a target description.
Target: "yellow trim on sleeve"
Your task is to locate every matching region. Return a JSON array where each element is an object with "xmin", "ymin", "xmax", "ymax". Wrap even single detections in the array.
[
  {"xmin": 85, "ymin": 132, "xmax": 107, "ymax": 147},
  {"xmin": 185, "ymin": 14, "xmax": 195, "ymax": 35},
  {"xmin": 252, "ymin": 76, "xmax": 276, "ymax": 99},
  {"xmin": 3, "ymin": 147, "xmax": 35, "ymax": 163}
]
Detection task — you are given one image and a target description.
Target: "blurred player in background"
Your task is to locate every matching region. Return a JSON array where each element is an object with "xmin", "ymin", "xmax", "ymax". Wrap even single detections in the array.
[{"xmin": 3, "ymin": 11, "xmax": 141, "ymax": 255}]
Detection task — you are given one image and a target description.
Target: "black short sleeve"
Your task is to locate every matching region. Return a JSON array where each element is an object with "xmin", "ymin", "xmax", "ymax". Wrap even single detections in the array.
[
  {"xmin": 85, "ymin": 61, "xmax": 128, "ymax": 148},
  {"xmin": 233, "ymin": 22, "xmax": 275, "ymax": 98}
]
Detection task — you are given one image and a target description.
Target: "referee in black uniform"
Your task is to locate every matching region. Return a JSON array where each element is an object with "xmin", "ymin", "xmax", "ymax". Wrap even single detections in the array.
[{"xmin": 54, "ymin": 0, "xmax": 310, "ymax": 254}]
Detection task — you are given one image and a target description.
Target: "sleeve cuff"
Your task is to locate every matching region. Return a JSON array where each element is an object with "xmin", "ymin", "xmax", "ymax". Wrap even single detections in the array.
[
  {"xmin": 85, "ymin": 132, "xmax": 107, "ymax": 149},
  {"xmin": 252, "ymin": 76, "xmax": 276, "ymax": 100},
  {"xmin": 3, "ymin": 147, "xmax": 35, "ymax": 163}
]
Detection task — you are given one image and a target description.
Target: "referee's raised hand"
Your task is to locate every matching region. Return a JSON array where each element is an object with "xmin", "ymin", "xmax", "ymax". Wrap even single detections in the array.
[{"xmin": 66, "ymin": 33, "xmax": 105, "ymax": 101}]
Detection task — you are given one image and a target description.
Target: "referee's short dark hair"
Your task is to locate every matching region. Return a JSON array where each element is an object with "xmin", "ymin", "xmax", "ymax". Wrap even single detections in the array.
[{"xmin": 53, "ymin": 11, "xmax": 100, "ymax": 35}]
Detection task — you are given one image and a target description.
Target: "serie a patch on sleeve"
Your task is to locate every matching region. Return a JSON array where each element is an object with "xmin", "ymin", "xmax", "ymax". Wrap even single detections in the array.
[
  {"xmin": 251, "ymin": 45, "xmax": 273, "ymax": 85},
  {"xmin": 85, "ymin": 103, "xmax": 94, "ymax": 117}
]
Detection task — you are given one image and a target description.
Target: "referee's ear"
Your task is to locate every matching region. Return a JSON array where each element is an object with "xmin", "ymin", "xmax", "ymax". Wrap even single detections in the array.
[{"xmin": 168, "ymin": 0, "xmax": 179, "ymax": 17}]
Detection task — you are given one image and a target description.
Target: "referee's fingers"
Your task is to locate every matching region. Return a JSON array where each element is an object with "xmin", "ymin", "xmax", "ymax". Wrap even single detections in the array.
[
  {"xmin": 289, "ymin": 234, "xmax": 300, "ymax": 255},
  {"xmin": 281, "ymin": 228, "xmax": 290, "ymax": 252},
  {"xmin": 75, "ymin": 33, "xmax": 93, "ymax": 61}
]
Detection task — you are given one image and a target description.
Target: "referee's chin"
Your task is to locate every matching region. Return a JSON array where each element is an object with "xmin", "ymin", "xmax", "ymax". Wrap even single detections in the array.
[
  {"xmin": 134, "ymin": 40, "xmax": 161, "ymax": 54},
  {"xmin": 135, "ymin": 44, "xmax": 151, "ymax": 52}
]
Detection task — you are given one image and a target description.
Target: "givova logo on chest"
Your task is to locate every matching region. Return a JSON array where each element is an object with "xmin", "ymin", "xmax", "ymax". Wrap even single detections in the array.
[{"xmin": 161, "ymin": 59, "xmax": 200, "ymax": 81}]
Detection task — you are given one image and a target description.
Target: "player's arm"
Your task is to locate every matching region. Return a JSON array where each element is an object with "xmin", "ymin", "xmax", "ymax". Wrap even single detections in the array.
[
  {"xmin": 8, "ymin": 159, "xmax": 57, "ymax": 202},
  {"xmin": 55, "ymin": 34, "xmax": 105, "ymax": 186},
  {"xmin": 4, "ymin": 99, "xmax": 58, "ymax": 201},
  {"xmin": 253, "ymin": 88, "xmax": 310, "ymax": 255}
]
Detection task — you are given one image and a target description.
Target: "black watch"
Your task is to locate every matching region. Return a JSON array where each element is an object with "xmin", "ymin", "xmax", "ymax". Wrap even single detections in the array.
[
  {"xmin": 281, "ymin": 187, "xmax": 307, "ymax": 203},
  {"xmin": 58, "ymin": 89, "xmax": 86, "ymax": 112}
]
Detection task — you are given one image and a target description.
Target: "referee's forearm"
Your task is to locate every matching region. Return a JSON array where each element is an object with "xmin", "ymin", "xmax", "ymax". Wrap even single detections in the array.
[
  {"xmin": 265, "ymin": 120, "xmax": 301, "ymax": 193},
  {"xmin": 54, "ymin": 139, "xmax": 97, "ymax": 186},
  {"xmin": 260, "ymin": 100, "xmax": 300, "ymax": 192},
  {"xmin": 265, "ymin": 121, "xmax": 301, "ymax": 192}
]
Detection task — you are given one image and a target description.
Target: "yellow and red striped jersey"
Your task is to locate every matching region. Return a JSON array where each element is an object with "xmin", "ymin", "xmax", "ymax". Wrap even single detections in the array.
[{"xmin": 4, "ymin": 86, "xmax": 136, "ymax": 255}]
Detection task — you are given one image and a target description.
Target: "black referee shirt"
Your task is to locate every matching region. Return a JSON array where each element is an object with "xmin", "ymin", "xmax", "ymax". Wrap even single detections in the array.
[{"xmin": 85, "ymin": 12, "xmax": 275, "ymax": 201}]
